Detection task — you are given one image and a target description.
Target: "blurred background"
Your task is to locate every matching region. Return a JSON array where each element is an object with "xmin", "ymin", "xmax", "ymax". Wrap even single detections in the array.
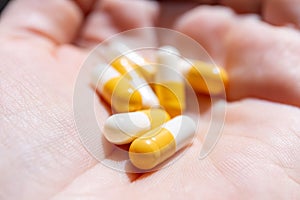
[{"xmin": 0, "ymin": 0, "xmax": 9, "ymax": 14}]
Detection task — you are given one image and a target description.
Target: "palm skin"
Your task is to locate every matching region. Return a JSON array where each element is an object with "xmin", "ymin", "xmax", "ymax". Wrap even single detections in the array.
[{"xmin": 1, "ymin": 0, "xmax": 300, "ymax": 199}]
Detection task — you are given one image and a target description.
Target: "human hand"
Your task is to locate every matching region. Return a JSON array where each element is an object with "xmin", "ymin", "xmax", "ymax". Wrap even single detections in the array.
[
  {"xmin": 0, "ymin": 0, "xmax": 158, "ymax": 199},
  {"xmin": 1, "ymin": 0, "xmax": 300, "ymax": 199}
]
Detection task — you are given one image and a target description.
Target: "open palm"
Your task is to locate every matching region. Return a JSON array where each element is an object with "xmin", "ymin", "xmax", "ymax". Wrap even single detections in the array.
[{"xmin": 1, "ymin": 0, "xmax": 300, "ymax": 199}]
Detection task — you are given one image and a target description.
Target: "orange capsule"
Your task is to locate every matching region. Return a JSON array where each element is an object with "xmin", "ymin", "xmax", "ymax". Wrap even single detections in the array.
[{"xmin": 181, "ymin": 60, "xmax": 228, "ymax": 95}]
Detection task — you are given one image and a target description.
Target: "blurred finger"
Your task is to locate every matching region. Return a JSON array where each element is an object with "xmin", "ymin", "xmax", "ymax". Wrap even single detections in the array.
[
  {"xmin": 175, "ymin": 6, "xmax": 300, "ymax": 107},
  {"xmin": 263, "ymin": 0, "xmax": 300, "ymax": 29},
  {"xmin": 0, "ymin": 0, "xmax": 95, "ymax": 45},
  {"xmin": 217, "ymin": 0, "xmax": 300, "ymax": 29},
  {"xmin": 77, "ymin": 0, "xmax": 159, "ymax": 48},
  {"xmin": 189, "ymin": 0, "xmax": 300, "ymax": 29}
]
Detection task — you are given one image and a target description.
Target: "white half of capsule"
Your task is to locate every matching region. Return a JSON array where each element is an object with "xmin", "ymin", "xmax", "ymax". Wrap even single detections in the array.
[
  {"xmin": 106, "ymin": 42, "xmax": 159, "ymax": 107},
  {"xmin": 157, "ymin": 46, "xmax": 180, "ymax": 66},
  {"xmin": 163, "ymin": 115, "xmax": 196, "ymax": 150},
  {"xmin": 179, "ymin": 58, "xmax": 194, "ymax": 74},
  {"xmin": 106, "ymin": 42, "xmax": 156, "ymax": 74},
  {"xmin": 103, "ymin": 111, "xmax": 152, "ymax": 144},
  {"xmin": 179, "ymin": 58, "xmax": 223, "ymax": 75},
  {"xmin": 91, "ymin": 63, "xmax": 120, "ymax": 91},
  {"xmin": 92, "ymin": 62, "xmax": 158, "ymax": 108},
  {"xmin": 107, "ymin": 42, "xmax": 144, "ymax": 65},
  {"xmin": 156, "ymin": 46, "xmax": 183, "ymax": 82}
]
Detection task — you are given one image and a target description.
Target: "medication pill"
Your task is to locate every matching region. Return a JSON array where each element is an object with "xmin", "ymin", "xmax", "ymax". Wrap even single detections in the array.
[
  {"xmin": 104, "ymin": 42, "xmax": 159, "ymax": 107},
  {"xmin": 155, "ymin": 46, "xmax": 186, "ymax": 117},
  {"xmin": 103, "ymin": 108, "xmax": 170, "ymax": 144},
  {"xmin": 107, "ymin": 42, "xmax": 156, "ymax": 82},
  {"xmin": 91, "ymin": 64, "xmax": 143, "ymax": 112},
  {"xmin": 129, "ymin": 115, "xmax": 196, "ymax": 170},
  {"xmin": 181, "ymin": 60, "xmax": 228, "ymax": 95}
]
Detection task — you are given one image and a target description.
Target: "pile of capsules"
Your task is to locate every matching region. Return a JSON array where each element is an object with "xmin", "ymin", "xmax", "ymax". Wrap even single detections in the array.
[{"xmin": 91, "ymin": 43, "xmax": 228, "ymax": 170}]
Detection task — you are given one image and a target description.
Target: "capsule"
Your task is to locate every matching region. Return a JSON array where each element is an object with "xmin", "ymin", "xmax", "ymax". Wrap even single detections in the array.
[
  {"xmin": 155, "ymin": 46, "xmax": 186, "ymax": 117},
  {"xmin": 181, "ymin": 60, "xmax": 228, "ymax": 95},
  {"xmin": 103, "ymin": 108, "xmax": 170, "ymax": 145},
  {"xmin": 91, "ymin": 63, "xmax": 143, "ymax": 112},
  {"xmin": 129, "ymin": 115, "xmax": 196, "ymax": 170},
  {"xmin": 108, "ymin": 42, "xmax": 156, "ymax": 82},
  {"xmin": 103, "ymin": 42, "xmax": 159, "ymax": 107}
]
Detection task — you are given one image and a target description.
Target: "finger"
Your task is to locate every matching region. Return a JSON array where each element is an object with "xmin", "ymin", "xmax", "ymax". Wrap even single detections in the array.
[
  {"xmin": 217, "ymin": 0, "xmax": 300, "ymax": 29},
  {"xmin": 77, "ymin": 0, "xmax": 159, "ymax": 48},
  {"xmin": 263, "ymin": 0, "xmax": 300, "ymax": 29},
  {"xmin": 176, "ymin": 6, "xmax": 236, "ymax": 64},
  {"xmin": 0, "ymin": 0, "xmax": 95, "ymax": 45},
  {"xmin": 175, "ymin": 6, "xmax": 300, "ymax": 107}
]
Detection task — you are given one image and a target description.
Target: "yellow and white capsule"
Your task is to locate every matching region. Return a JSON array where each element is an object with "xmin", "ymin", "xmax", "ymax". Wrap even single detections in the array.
[
  {"xmin": 108, "ymin": 42, "xmax": 156, "ymax": 82},
  {"xmin": 129, "ymin": 115, "xmax": 196, "ymax": 170},
  {"xmin": 103, "ymin": 42, "xmax": 159, "ymax": 107},
  {"xmin": 181, "ymin": 60, "xmax": 228, "ymax": 95},
  {"xmin": 91, "ymin": 64, "xmax": 143, "ymax": 113},
  {"xmin": 103, "ymin": 108, "xmax": 170, "ymax": 145},
  {"xmin": 155, "ymin": 46, "xmax": 186, "ymax": 117}
]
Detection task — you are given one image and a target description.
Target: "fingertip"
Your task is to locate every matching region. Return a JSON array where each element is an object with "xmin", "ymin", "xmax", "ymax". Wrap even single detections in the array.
[
  {"xmin": 175, "ymin": 6, "xmax": 236, "ymax": 63},
  {"xmin": 101, "ymin": 0, "xmax": 159, "ymax": 28},
  {"xmin": 175, "ymin": 5, "xmax": 235, "ymax": 32},
  {"xmin": 77, "ymin": 0, "xmax": 159, "ymax": 48},
  {"xmin": 181, "ymin": 5, "xmax": 232, "ymax": 20}
]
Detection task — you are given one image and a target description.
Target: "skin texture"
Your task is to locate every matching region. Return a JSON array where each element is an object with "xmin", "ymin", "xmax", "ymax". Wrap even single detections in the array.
[{"xmin": 0, "ymin": 0, "xmax": 300, "ymax": 199}]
